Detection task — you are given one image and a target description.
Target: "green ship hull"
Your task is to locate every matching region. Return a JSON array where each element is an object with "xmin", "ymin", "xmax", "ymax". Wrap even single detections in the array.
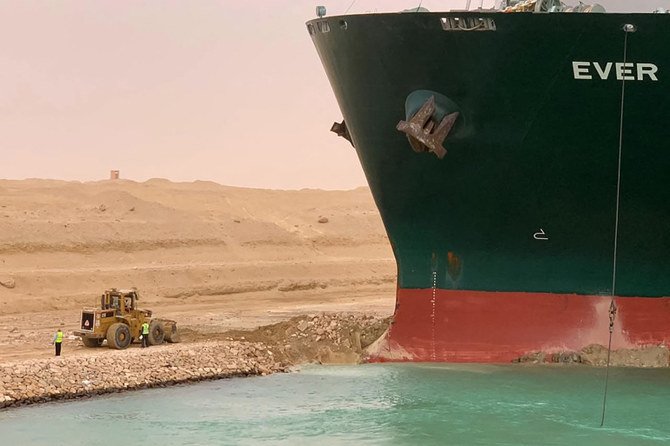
[{"xmin": 308, "ymin": 10, "xmax": 670, "ymax": 362}]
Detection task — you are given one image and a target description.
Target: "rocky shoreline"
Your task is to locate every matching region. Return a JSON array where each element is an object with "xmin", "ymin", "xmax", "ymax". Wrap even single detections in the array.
[
  {"xmin": 0, "ymin": 312, "xmax": 389, "ymax": 410},
  {"xmin": 0, "ymin": 340, "xmax": 286, "ymax": 409},
  {"xmin": 3, "ymin": 311, "xmax": 667, "ymax": 410}
]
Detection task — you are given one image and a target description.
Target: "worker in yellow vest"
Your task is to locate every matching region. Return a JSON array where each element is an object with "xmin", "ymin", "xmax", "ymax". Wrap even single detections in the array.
[
  {"xmin": 52, "ymin": 328, "xmax": 64, "ymax": 356},
  {"xmin": 141, "ymin": 322, "xmax": 150, "ymax": 348}
]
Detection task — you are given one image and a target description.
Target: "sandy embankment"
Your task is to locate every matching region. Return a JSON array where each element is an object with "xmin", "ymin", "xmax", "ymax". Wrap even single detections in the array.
[{"xmin": 0, "ymin": 179, "xmax": 396, "ymax": 406}]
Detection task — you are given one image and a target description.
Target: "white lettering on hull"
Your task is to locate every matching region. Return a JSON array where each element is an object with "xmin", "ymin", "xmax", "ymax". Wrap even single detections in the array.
[{"xmin": 572, "ymin": 61, "xmax": 659, "ymax": 81}]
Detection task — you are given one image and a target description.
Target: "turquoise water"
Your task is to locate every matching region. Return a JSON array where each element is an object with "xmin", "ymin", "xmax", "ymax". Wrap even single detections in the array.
[{"xmin": 1, "ymin": 364, "xmax": 669, "ymax": 445}]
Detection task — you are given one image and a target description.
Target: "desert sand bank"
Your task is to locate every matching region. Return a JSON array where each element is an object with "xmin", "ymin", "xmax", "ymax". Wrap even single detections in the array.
[{"xmin": 0, "ymin": 179, "xmax": 396, "ymax": 364}]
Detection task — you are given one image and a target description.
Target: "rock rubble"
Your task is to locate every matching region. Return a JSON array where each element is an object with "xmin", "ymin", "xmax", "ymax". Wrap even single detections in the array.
[
  {"xmin": 0, "ymin": 340, "xmax": 285, "ymax": 409},
  {"xmin": 0, "ymin": 312, "xmax": 390, "ymax": 410}
]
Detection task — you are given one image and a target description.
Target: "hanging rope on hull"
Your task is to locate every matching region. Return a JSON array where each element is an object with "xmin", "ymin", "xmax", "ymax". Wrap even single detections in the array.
[
  {"xmin": 600, "ymin": 299, "xmax": 618, "ymax": 427},
  {"xmin": 600, "ymin": 22, "xmax": 635, "ymax": 428}
]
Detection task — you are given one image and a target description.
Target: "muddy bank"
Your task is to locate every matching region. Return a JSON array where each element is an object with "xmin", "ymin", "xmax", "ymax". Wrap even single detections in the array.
[
  {"xmin": 515, "ymin": 344, "xmax": 670, "ymax": 367},
  {"xmin": 220, "ymin": 315, "xmax": 670, "ymax": 368},
  {"xmin": 220, "ymin": 313, "xmax": 391, "ymax": 365}
]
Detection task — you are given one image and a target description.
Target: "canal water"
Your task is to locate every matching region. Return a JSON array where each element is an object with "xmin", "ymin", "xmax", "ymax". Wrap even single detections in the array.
[{"xmin": 1, "ymin": 363, "xmax": 669, "ymax": 445}]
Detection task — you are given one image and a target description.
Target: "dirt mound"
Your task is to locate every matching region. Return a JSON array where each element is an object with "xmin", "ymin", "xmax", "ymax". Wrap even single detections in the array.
[{"xmin": 208, "ymin": 313, "xmax": 391, "ymax": 365}]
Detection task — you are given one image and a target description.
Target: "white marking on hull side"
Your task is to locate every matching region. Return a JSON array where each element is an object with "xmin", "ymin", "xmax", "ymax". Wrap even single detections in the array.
[{"xmin": 572, "ymin": 61, "xmax": 659, "ymax": 81}]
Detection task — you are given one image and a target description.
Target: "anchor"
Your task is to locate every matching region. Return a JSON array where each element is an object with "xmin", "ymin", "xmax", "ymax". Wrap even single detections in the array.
[
  {"xmin": 396, "ymin": 96, "xmax": 459, "ymax": 159},
  {"xmin": 331, "ymin": 120, "xmax": 353, "ymax": 147}
]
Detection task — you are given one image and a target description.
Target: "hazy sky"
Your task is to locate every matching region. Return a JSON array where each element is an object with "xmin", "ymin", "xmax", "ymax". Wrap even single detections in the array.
[{"xmin": 0, "ymin": 0, "xmax": 663, "ymax": 189}]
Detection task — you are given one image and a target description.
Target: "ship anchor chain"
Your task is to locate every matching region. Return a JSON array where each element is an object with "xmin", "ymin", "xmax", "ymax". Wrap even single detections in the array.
[{"xmin": 396, "ymin": 96, "xmax": 460, "ymax": 159}]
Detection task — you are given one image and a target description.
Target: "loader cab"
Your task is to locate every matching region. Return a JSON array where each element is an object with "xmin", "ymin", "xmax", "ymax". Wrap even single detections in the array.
[{"xmin": 101, "ymin": 289, "xmax": 139, "ymax": 314}]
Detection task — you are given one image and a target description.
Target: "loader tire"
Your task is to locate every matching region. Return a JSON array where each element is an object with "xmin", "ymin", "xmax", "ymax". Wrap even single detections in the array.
[
  {"xmin": 107, "ymin": 323, "xmax": 131, "ymax": 349},
  {"xmin": 164, "ymin": 324, "xmax": 180, "ymax": 343},
  {"xmin": 148, "ymin": 320, "xmax": 165, "ymax": 345},
  {"xmin": 81, "ymin": 337, "xmax": 104, "ymax": 348}
]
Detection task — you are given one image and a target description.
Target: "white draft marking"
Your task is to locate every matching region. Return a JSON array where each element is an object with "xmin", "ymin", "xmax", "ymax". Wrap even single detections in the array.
[{"xmin": 533, "ymin": 229, "xmax": 549, "ymax": 241}]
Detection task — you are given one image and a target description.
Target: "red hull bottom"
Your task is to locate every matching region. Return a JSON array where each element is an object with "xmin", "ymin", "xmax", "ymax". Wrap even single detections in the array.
[{"xmin": 367, "ymin": 289, "xmax": 670, "ymax": 363}]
